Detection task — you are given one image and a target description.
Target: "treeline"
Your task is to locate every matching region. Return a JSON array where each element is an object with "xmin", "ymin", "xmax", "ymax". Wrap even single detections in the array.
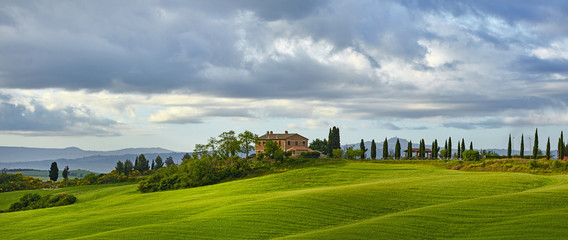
[{"xmin": 0, "ymin": 172, "xmax": 44, "ymax": 192}]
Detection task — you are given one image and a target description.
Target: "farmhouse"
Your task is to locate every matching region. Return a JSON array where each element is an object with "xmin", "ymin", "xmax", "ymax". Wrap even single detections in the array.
[
  {"xmin": 255, "ymin": 131, "xmax": 315, "ymax": 156},
  {"xmin": 404, "ymin": 148, "xmax": 432, "ymax": 158}
]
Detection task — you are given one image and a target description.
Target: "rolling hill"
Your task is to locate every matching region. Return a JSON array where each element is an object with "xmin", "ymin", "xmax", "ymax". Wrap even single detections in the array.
[{"xmin": 1, "ymin": 161, "xmax": 567, "ymax": 239}]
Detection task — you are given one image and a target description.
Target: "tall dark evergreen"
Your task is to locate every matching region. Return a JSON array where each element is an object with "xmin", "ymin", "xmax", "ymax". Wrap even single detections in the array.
[
  {"xmin": 154, "ymin": 156, "xmax": 164, "ymax": 170},
  {"xmin": 383, "ymin": 138, "xmax": 388, "ymax": 159},
  {"xmin": 448, "ymin": 137, "xmax": 452, "ymax": 159},
  {"xmin": 328, "ymin": 128, "xmax": 333, "ymax": 157},
  {"xmin": 407, "ymin": 141, "xmax": 412, "ymax": 159},
  {"xmin": 328, "ymin": 126, "xmax": 341, "ymax": 157},
  {"xmin": 432, "ymin": 140, "xmax": 438, "ymax": 159},
  {"xmin": 419, "ymin": 139, "xmax": 425, "ymax": 159},
  {"xmin": 444, "ymin": 140, "xmax": 448, "ymax": 159},
  {"xmin": 461, "ymin": 139, "xmax": 466, "ymax": 155},
  {"xmin": 546, "ymin": 137, "xmax": 551, "ymax": 160},
  {"xmin": 115, "ymin": 161, "xmax": 124, "ymax": 175},
  {"xmin": 395, "ymin": 139, "xmax": 401, "ymax": 159},
  {"xmin": 371, "ymin": 140, "xmax": 377, "ymax": 159},
  {"xmin": 62, "ymin": 165, "xmax": 69, "ymax": 180},
  {"xmin": 457, "ymin": 142, "xmax": 461, "ymax": 159},
  {"xmin": 470, "ymin": 142, "xmax": 473, "ymax": 151},
  {"xmin": 151, "ymin": 159, "xmax": 155, "ymax": 170},
  {"xmin": 533, "ymin": 128, "xmax": 539, "ymax": 159},
  {"xmin": 560, "ymin": 132, "xmax": 565, "ymax": 160},
  {"xmin": 124, "ymin": 159, "xmax": 134, "ymax": 176},
  {"xmin": 360, "ymin": 139, "xmax": 367, "ymax": 159},
  {"xmin": 507, "ymin": 134, "xmax": 512, "ymax": 158},
  {"xmin": 49, "ymin": 162, "xmax": 58, "ymax": 182},
  {"xmin": 520, "ymin": 134, "xmax": 525, "ymax": 158}
]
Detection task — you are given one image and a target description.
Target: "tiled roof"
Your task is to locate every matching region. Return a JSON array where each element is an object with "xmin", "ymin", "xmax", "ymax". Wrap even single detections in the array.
[
  {"xmin": 286, "ymin": 146, "xmax": 313, "ymax": 151},
  {"xmin": 258, "ymin": 133, "xmax": 307, "ymax": 140}
]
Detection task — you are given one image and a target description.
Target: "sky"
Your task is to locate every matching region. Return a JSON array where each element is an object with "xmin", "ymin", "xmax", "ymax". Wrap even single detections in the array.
[{"xmin": 0, "ymin": 0, "xmax": 567, "ymax": 152}]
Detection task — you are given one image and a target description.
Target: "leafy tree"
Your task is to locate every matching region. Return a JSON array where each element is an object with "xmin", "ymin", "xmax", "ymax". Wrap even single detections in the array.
[
  {"xmin": 332, "ymin": 149, "xmax": 344, "ymax": 158},
  {"xmin": 218, "ymin": 130, "xmax": 240, "ymax": 157},
  {"xmin": 546, "ymin": 137, "xmax": 551, "ymax": 160},
  {"xmin": 135, "ymin": 154, "xmax": 150, "ymax": 173},
  {"xmin": 370, "ymin": 139, "xmax": 377, "ymax": 159},
  {"xmin": 346, "ymin": 147, "xmax": 363, "ymax": 159},
  {"xmin": 533, "ymin": 128, "xmax": 539, "ymax": 159},
  {"xmin": 309, "ymin": 138, "xmax": 329, "ymax": 155},
  {"xmin": 395, "ymin": 139, "xmax": 401, "ymax": 159},
  {"xmin": 124, "ymin": 159, "xmax": 134, "ymax": 176},
  {"xmin": 264, "ymin": 140, "xmax": 280, "ymax": 158},
  {"xmin": 49, "ymin": 162, "xmax": 58, "ymax": 182},
  {"xmin": 360, "ymin": 139, "xmax": 367, "ymax": 159},
  {"xmin": 154, "ymin": 156, "xmax": 164, "ymax": 170},
  {"xmin": 520, "ymin": 134, "xmax": 524, "ymax": 158},
  {"xmin": 407, "ymin": 141, "xmax": 412, "ymax": 159},
  {"xmin": 462, "ymin": 150, "xmax": 480, "ymax": 161},
  {"xmin": 62, "ymin": 165, "xmax": 69, "ymax": 181},
  {"xmin": 238, "ymin": 130, "xmax": 257, "ymax": 158},
  {"xmin": 507, "ymin": 134, "xmax": 512, "ymax": 158},
  {"xmin": 115, "ymin": 161, "xmax": 124, "ymax": 175},
  {"xmin": 165, "ymin": 157, "xmax": 175, "ymax": 167}
]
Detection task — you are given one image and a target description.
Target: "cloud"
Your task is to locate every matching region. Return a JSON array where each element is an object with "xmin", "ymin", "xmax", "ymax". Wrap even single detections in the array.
[{"xmin": 0, "ymin": 94, "xmax": 119, "ymax": 136}]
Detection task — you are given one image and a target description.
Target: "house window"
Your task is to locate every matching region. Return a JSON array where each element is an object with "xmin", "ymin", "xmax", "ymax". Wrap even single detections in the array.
[
  {"xmin": 288, "ymin": 141, "xmax": 291, "ymax": 145},
  {"xmin": 295, "ymin": 141, "xmax": 298, "ymax": 146},
  {"xmin": 303, "ymin": 141, "xmax": 306, "ymax": 146}
]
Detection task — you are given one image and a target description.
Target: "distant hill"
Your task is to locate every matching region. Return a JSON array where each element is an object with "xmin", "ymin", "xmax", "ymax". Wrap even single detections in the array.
[{"xmin": 0, "ymin": 146, "xmax": 175, "ymax": 163}]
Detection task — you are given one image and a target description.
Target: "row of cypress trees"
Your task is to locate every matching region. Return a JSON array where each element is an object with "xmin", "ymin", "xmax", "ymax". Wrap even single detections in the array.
[{"xmin": 506, "ymin": 129, "xmax": 567, "ymax": 160}]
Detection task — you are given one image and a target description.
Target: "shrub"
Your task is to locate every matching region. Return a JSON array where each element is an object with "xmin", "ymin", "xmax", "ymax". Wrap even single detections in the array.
[
  {"xmin": 462, "ymin": 150, "xmax": 481, "ymax": 161},
  {"xmin": 7, "ymin": 193, "xmax": 76, "ymax": 212}
]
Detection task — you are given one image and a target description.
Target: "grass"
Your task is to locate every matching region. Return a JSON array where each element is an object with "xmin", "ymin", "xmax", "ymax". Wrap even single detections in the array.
[{"xmin": 1, "ymin": 162, "xmax": 568, "ymax": 239}]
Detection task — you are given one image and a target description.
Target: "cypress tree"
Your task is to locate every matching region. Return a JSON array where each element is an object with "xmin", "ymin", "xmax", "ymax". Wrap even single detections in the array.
[
  {"xmin": 546, "ymin": 137, "xmax": 551, "ymax": 160},
  {"xmin": 360, "ymin": 139, "xmax": 366, "ymax": 159},
  {"xmin": 395, "ymin": 139, "xmax": 401, "ymax": 159},
  {"xmin": 371, "ymin": 139, "xmax": 377, "ymax": 159},
  {"xmin": 520, "ymin": 134, "xmax": 524, "ymax": 158},
  {"xmin": 470, "ymin": 142, "xmax": 473, "ymax": 151},
  {"xmin": 432, "ymin": 139, "xmax": 438, "ymax": 159},
  {"xmin": 407, "ymin": 141, "xmax": 412, "ymax": 159},
  {"xmin": 419, "ymin": 139, "xmax": 425, "ymax": 159},
  {"xmin": 383, "ymin": 138, "xmax": 389, "ymax": 159},
  {"xmin": 448, "ymin": 137, "xmax": 452, "ymax": 159},
  {"xmin": 49, "ymin": 162, "xmax": 59, "ymax": 182},
  {"xmin": 533, "ymin": 128, "xmax": 539, "ymax": 159},
  {"xmin": 335, "ymin": 127, "xmax": 341, "ymax": 150},
  {"xmin": 444, "ymin": 140, "xmax": 448, "ymax": 159},
  {"xmin": 559, "ymin": 132, "xmax": 564, "ymax": 160},
  {"xmin": 461, "ymin": 139, "xmax": 466, "ymax": 155},
  {"xmin": 507, "ymin": 134, "xmax": 512, "ymax": 158},
  {"xmin": 457, "ymin": 142, "xmax": 461, "ymax": 159},
  {"xmin": 328, "ymin": 128, "xmax": 333, "ymax": 157}
]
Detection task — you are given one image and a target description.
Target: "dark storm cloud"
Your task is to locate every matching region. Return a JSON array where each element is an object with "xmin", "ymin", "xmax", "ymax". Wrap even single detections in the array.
[
  {"xmin": 0, "ymin": 97, "xmax": 119, "ymax": 136},
  {"xmin": 0, "ymin": 0, "xmax": 567, "ymax": 127}
]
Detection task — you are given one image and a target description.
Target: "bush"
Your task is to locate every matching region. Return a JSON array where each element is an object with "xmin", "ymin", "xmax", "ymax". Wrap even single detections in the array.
[
  {"xmin": 7, "ymin": 193, "xmax": 76, "ymax": 212},
  {"xmin": 0, "ymin": 173, "xmax": 44, "ymax": 192},
  {"xmin": 462, "ymin": 150, "xmax": 481, "ymax": 161},
  {"xmin": 300, "ymin": 152, "xmax": 321, "ymax": 158}
]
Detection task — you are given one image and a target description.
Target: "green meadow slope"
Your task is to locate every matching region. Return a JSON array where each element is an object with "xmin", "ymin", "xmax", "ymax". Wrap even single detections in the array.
[{"xmin": 1, "ymin": 162, "xmax": 568, "ymax": 239}]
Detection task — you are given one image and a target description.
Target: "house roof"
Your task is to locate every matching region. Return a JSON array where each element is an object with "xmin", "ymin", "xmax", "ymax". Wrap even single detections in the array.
[
  {"xmin": 258, "ymin": 132, "xmax": 307, "ymax": 140},
  {"xmin": 286, "ymin": 146, "xmax": 314, "ymax": 152}
]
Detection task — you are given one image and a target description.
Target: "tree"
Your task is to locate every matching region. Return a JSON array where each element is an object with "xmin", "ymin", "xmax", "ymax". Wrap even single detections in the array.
[
  {"xmin": 124, "ymin": 159, "xmax": 134, "ymax": 176},
  {"xmin": 115, "ymin": 161, "xmax": 124, "ymax": 175},
  {"xmin": 395, "ymin": 139, "xmax": 401, "ymax": 159},
  {"xmin": 520, "ymin": 134, "xmax": 524, "ymax": 158},
  {"xmin": 154, "ymin": 156, "xmax": 164, "ymax": 170},
  {"xmin": 264, "ymin": 140, "xmax": 280, "ymax": 159},
  {"xmin": 507, "ymin": 134, "xmax": 512, "ymax": 158},
  {"xmin": 383, "ymin": 138, "xmax": 389, "ymax": 159},
  {"xmin": 332, "ymin": 149, "xmax": 344, "ymax": 159},
  {"xmin": 151, "ymin": 159, "xmax": 155, "ymax": 170},
  {"xmin": 463, "ymin": 150, "xmax": 480, "ymax": 161},
  {"xmin": 444, "ymin": 140, "xmax": 448, "ymax": 159},
  {"xmin": 62, "ymin": 166, "xmax": 69, "ymax": 185},
  {"xmin": 360, "ymin": 139, "xmax": 367, "ymax": 159},
  {"xmin": 371, "ymin": 140, "xmax": 377, "ymax": 159},
  {"xmin": 327, "ymin": 127, "xmax": 341, "ymax": 157},
  {"xmin": 165, "ymin": 157, "xmax": 175, "ymax": 167},
  {"xmin": 238, "ymin": 130, "xmax": 257, "ymax": 158},
  {"xmin": 533, "ymin": 128, "xmax": 539, "ymax": 159},
  {"xmin": 135, "ymin": 154, "xmax": 150, "ymax": 173},
  {"xmin": 470, "ymin": 142, "xmax": 473, "ymax": 151},
  {"xmin": 559, "ymin": 131, "xmax": 565, "ymax": 160},
  {"xmin": 346, "ymin": 147, "xmax": 363, "ymax": 159},
  {"xmin": 309, "ymin": 138, "xmax": 329, "ymax": 155},
  {"xmin": 328, "ymin": 128, "xmax": 333, "ymax": 157},
  {"xmin": 218, "ymin": 130, "xmax": 240, "ymax": 157},
  {"xmin": 432, "ymin": 140, "xmax": 438, "ymax": 159},
  {"xmin": 546, "ymin": 137, "xmax": 551, "ymax": 160},
  {"xmin": 419, "ymin": 139, "xmax": 425, "ymax": 159},
  {"xmin": 407, "ymin": 141, "xmax": 412, "ymax": 159},
  {"xmin": 461, "ymin": 139, "xmax": 466, "ymax": 156},
  {"xmin": 448, "ymin": 137, "xmax": 452, "ymax": 159},
  {"xmin": 457, "ymin": 141, "xmax": 461, "ymax": 159},
  {"xmin": 49, "ymin": 162, "xmax": 59, "ymax": 182}
]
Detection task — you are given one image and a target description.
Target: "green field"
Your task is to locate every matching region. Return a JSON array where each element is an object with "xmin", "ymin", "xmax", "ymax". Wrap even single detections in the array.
[{"xmin": 1, "ymin": 162, "xmax": 568, "ymax": 239}]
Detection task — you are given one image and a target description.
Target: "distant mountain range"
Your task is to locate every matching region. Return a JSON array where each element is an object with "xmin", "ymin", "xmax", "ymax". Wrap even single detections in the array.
[{"xmin": 0, "ymin": 146, "xmax": 186, "ymax": 173}]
